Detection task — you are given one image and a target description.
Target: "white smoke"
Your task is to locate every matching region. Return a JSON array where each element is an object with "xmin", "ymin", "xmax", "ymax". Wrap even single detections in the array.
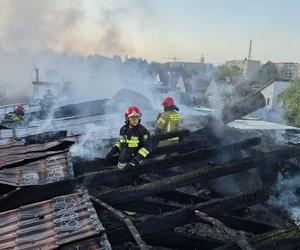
[
  {"xmin": 70, "ymin": 123, "xmax": 116, "ymax": 161},
  {"xmin": 205, "ymin": 76, "xmax": 251, "ymax": 121},
  {"xmin": 205, "ymin": 79, "xmax": 229, "ymax": 119},
  {"xmin": 268, "ymin": 172, "xmax": 300, "ymax": 225},
  {"xmin": 34, "ymin": 107, "xmax": 57, "ymax": 133}
]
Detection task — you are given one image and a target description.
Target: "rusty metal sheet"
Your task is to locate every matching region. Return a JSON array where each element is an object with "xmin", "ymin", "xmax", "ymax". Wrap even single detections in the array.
[
  {"xmin": 0, "ymin": 192, "xmax": 107, "ymax": 250},
  {"xmin": 0, "ymin": 138, "xmax": 24, "ymax": 149},
  {"xmin": 0, "ymin": 153, "xmax": 74, "ymax": 186},
  {"xmin": 0, "ymin": 149, "xmax": 68, "ymax": 169},
  {"xmin": 0, "ymin": 140, "xmax": 66, "ymax": 156}
]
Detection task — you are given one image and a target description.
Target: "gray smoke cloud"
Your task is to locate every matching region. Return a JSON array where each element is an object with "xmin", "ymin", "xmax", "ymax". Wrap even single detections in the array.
[
  {"xmin": 268, "ymin": 172, "xmax": 300, "ymax": 225},
  {"xmin": 95, "ymin": 6, "xmax": 133, "ymax": 56},
  {"xmin": 0, "ymin": 0, "xmax": 84, "ymax": 52},
  {"xmin": 0, "ymin": 0, "xmax": 154, "ymax": 99}
]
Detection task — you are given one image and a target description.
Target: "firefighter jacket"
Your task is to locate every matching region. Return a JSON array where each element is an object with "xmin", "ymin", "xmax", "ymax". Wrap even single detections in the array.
[
  {"xmin": 156, "ymin": 110, "xmax": 180, "ymax": 133},
  {"xmin": 5, "ymin": 112, "xmax": 24, "ymax": 123},
  {"xmin": 112, "ymin": 123, "xmax": 151, "ymax": 165},
  {"xmin": 155, "ymin": 106, "xmax": 181, "ymax": 145}
]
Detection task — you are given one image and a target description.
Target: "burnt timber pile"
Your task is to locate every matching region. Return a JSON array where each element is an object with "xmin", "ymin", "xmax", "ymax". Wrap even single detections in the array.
[{"xmin": 1, "ymin": 91, "xmax": 300, "ymax": 249}]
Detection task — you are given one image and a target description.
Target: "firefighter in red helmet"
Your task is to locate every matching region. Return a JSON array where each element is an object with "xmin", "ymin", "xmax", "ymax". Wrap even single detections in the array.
[
  {"xmin": 15, "ymin": 105, "xmax": 25, "ymax": 115},
  {"xmin": 105, "ymin": 106, "xmax": 151, "ymax": 170},
  {"xmin": 155, "ymin": 96, "xmax": 181, "ymax": 144},
  {"xmin": 4, "ymin": 105, "xmax": 25, "ymax": 123}
]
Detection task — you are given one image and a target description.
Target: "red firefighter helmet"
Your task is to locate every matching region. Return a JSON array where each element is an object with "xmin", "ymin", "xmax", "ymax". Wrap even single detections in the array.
[
  {"xmin": 125, "ymin": 106, "xmax": 142, "ymax": 120},
  {"xmin": 162, "ymin": 96, "xmax": 174, "ymax": 109},
  {"xmin": 15, "ymin": 105, "xmax": 25, "ymax": 114}
]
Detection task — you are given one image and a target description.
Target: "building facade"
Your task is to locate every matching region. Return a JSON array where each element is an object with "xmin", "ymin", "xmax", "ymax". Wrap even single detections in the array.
[
  {"xmin": 259, "ymin": 80, "xmax": 291, "ymax": 110},
  {"xmin": 274, "ymin": 62, "xmax": 300, "ymax": 81},
  {"xmin": 225, "ymin": 59, "xmax": 261, "ymax": 82}
]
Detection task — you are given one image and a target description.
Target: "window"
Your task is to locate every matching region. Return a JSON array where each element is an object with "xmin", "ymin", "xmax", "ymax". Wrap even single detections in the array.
[{"xmin": 267, "ymin": 98, "xmax": 270, "ymax": 105}]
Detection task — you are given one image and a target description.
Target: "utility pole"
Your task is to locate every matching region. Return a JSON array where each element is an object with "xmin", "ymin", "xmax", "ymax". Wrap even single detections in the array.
[{"xmin": 248, "ymin": 40, "xmax": 252, "ymax": 60}]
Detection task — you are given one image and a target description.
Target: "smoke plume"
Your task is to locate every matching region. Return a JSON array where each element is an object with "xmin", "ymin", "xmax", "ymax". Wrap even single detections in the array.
[
  {"xmin": 0, "ymin": 0, "xmax": 152, "ymax": 99},
  {"xmin": 268, "ymin": 172, "xmax": 300, "ymax": 225}
]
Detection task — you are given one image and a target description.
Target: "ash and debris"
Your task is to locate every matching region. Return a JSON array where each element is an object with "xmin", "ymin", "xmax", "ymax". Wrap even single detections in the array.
[{"xmin": 175, "ymin": 222, "xmax": 253, "ymax": 242}]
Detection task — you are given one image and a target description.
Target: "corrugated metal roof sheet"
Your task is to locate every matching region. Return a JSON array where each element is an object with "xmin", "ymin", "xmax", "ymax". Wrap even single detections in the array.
[
  {"xmin": 0, "ymin": 153, "xmax": 74, "ymax": 186},
  {"xmin": 0, "ymin": 138, "xmax": 75, "ymax": 169},
  {"xmin": 0, "ymin": 138, "xmax": 24, "ymax": 148},
  {"xmin": 0, "ymin": 140, "xmax": 70, "ymax": 153},
  {"xmin": 0, "ymin": 191, "xmax": 108, "ymax": 250},
  {"xmin": 0, "ymin": 149, "xmax": 68, "ymax": 169}
]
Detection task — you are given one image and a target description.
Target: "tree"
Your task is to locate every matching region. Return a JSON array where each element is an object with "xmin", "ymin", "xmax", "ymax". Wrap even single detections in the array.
[
  {"xmin": 217, "ymin": 65, "xmax": 242, "ymax": 79},
  {"xmin": 281, "ymin": 79, "xmax": 300, "ymax": 127},
  {"xmin": 257, "ymin": 61, "xmax": 279, "ymax": 83}
]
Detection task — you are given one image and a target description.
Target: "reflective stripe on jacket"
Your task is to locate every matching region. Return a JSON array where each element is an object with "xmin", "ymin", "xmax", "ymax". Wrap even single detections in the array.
[
  {"xmin": 156, "ymin": 110, "xmax": 180, "ymax": 133},
  {"xmin": 114, "ymin": 123, "xmax": 151, "ymax": 164}
]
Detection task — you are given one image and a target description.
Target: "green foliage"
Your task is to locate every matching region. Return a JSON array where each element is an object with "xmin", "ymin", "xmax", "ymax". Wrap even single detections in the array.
[
  {"xmin": 217, "ymin": 65, "xmax": 242, "ymax": 78},
  {"xmin": 281, "ymin": 79, "xmax": 300, "ymax": 127},
  {"xmin": 257, "ymin": 61, "xmax": 279, "ymax": 83}
]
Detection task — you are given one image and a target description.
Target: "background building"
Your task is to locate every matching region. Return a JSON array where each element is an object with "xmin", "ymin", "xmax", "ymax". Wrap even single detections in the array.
[
  {"xmin": 274, "ymin": 62, "xmax": 300, "ymax": 81},
  {"xmin": 225, "ymin": 59, "xmax": 261, "ymax": 82},
  {"xmin": 259, "ymin": 80, "xmax": 291, "ymax": 110}
]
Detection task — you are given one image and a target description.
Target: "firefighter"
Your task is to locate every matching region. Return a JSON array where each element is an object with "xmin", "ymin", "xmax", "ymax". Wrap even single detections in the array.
[
  {"xmin": 40, "ymin": 89, "xmax": 54, "ymax": 112},
  {"xmin": 155, "ymin": 96, "xmax": 181, "ymax": 145},
  {"xmin": 4, "ymin": 105, "xmax": 25, "ymax": 123},
  {"xmin": 105, "ymin": 106, "xmax": 151, "ymax": 170}
]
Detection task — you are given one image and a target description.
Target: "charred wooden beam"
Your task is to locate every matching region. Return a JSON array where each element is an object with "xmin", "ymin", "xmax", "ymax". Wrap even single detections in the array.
[
  {"xmin": 115, "ymin": 198, "xmax": 183, "ymax": 215},
  {"xmin": 151, "ymin": 137, "xmax": 223, "ymax": 156},
  {"xmin": 144, "ymin": 231, "xmax": 226, "ymax": 250},
  {"xmin": 97, "ymin": 147, "xmax": 300, "ymax": 205},
  {"xmin": 253, "ymin": 226, "xmax": 300, "ymax": 250},
  {"xmin": 0, "ymin": 187, "xmax": 20, "ymax": 202},
  {"xmin": 106, "ymin": 187, "xmax": 272, "ymax": 245},
  {"xmin": 216, "ymin": 214, "xmax": 276, "ymax": 234},
  {"xmin": 0, "ymin": 179, "xmax": 75, "ymax": 212},
  {"xmin": 215, "ymin": 226, "xmax": 300, "ymax": 250},
  {"xmin": 3, "ymin": 146, "xmax": 298, "ymax": 212},
  {"xmin": 24, "ymin": 130, "xmax": 68, "ymax": 144},
  {"xmin": 151, "ymin": 139, "xmax": 205, "ymax": 156},
  {"xmin": 194, "ymin": 210, "xmax": 254, "ymax": 250},
  {"xmin": 151, "ymin": 129, "xmax": 190, "ymax": 144},
  {"xmin": 91, "ymin": 197, "xmax": 149, "ymax": 250},
  {"xmin": 155, "ymin": 190, "xmax": 212, "ymax": 205},
  {"xmin": 73, "ymin": 158, "xmax": 107, "ymax": 176},
  {"xmin": 77, "ymin": 137, "xmax": 261, "ymax": 186}
]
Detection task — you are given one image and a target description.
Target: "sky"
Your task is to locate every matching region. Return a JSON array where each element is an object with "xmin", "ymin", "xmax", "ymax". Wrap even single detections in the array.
[{"xmin": 0, "ymin": 0, "xmax": 299, "ymax": 64}]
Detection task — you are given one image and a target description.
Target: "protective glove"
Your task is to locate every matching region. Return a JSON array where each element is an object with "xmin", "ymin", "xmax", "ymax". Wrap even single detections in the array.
[
  {"xmin": 124, "ymin": 159, "xmax": 139, "ymax": 169},
  {"xmin": 117, "ymin": 162, "xmax": 127, "ymax": 171},
  {"xmin": 116, "ymin": 161, "xmax": 137, "ymax": 171}
]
